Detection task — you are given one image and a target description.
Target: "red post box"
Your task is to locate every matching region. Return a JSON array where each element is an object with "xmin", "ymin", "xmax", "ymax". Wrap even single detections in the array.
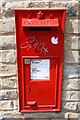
[{"xmin": 15, "ymin": 8, "xmax": 66, "ymax": 112}]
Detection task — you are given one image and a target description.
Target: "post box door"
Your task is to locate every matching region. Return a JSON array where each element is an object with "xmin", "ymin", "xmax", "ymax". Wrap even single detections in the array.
[{"xmin": 23, "ymin": 57, "xmax": 58, "ymax": 110}]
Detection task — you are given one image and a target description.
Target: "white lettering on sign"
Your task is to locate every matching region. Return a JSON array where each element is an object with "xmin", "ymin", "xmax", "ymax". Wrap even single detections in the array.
[
  {"xmin": 30, "ymin": 59, "xmax": 50, "ymax": 80},
  {"xmin": 22, "ymin": 19, "xmax": 58, "ymax": 27},
  {"xmin": 20, "ymin": 34, "xmax": 48, "ymax": 55}
]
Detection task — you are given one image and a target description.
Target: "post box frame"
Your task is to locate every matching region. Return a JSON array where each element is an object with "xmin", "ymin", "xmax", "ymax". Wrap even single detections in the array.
[{"xmin": 15, "ymin": 8, "xmax": 66, "ymax": 112}]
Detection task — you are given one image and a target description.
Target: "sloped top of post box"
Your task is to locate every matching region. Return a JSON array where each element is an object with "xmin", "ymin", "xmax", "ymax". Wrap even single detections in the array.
[{"xmin": 15, "ymin": 8, "xmax": 66, "ymax": 28}]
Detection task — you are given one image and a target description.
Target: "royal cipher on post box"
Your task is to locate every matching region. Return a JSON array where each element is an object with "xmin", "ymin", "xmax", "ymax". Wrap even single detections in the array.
[{"xmin": 15, "ymin": 8, "xmax": 66, "ymax": 112}]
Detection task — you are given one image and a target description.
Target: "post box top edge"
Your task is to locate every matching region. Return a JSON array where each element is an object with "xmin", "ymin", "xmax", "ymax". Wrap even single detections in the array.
[{"xmin": 14, "ymin": 8, "xmax": 66, "ymax": 11}]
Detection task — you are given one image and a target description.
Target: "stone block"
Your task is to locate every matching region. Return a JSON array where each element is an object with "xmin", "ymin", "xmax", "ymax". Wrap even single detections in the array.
[
  {"xmin": 0, "ymin": 76, "xmax": 17, "ymax": 89},
  {"xmin": 3, "ymin": 1, "xmax": 26, "ymax": 17},
  {"xmin": 0, "ymin": 50, "xmax": 16, "ymax": 63},
  {"xmin": 64, "ymin": 50, "xmax": 79, "ymax": 63},
  {"xmin": 62, "ymin": 91, "xmax": 79, "ymax": 101},
  {"xmin": 78, "ymin": 66, "xmax": 80, "ymax": 80},
  {"xmin": 0, "ymin": 35, "xmax": 15, "ymax": 49},
  {"xmin": 66, "ymin": 19, "xmax": 80, "ymax": 33},
  {"xmin": 28, "ymin": 2, "xmax": 49, "ymax": 8},
  {"xmin": 78, "ymin": 102, "xmax": 80, "ymax": 112},
  {"xmin": 1, "ymin": 111, "xmax": 24, "ymax": 120},
  {"xmin": 0, "ymin": 100, "xmax": 18, "ymax": 110},
  {"xmin": 50, "ymin": 1, "xmax": 78, "ymax": 16},
  {"xmin": 0, "ymin": 3, "xmax": 2, "ymax": 19},
  {"xmin": 62, "ymin": 102, "xmax": 78, "ymax": 111},
  {"xmin": 0, "ymin": 64, "xmax": 16, "ymax": 77},
  {"xmin": 63, "ymin": 65, "xmax": 79, "ymax": 79},
  {"xmin": 78, "ymin": 113, "xmax": 80, "ymax": 120},
  {"xmin": 65, "ymin": 112, "xmax": 78, "ymax": 119},
  {"xmin": 23, "ymin": 112, "xmax": 64, "ymax": 119},
  {"xmin": 0, "ymin": 18, "xmax": 15, "ymax": 34},
  {"xmin": 62, "ymin": 79, "xmax": 79, "ymax": 90},
  {"xmin": 0, "ymin": 112, "xmax": 3, "ymax": 120},
  {"xmin": 64, "ymin": 35, "xmax": 80, "ymax": 50},
  {"xmin": 0, "ymin": 89, "xmax": 18, "ymax": 100}
]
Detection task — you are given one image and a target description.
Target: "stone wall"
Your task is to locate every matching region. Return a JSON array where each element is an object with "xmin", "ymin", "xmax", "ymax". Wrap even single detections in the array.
[{"xmin": 0, "ymin": 0, "xmax": 80, "ymax": 120}]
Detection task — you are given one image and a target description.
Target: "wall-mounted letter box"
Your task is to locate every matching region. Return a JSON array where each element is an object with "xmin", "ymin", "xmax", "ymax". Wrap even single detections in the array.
[{"xmin": 15, "ymin": 8, "xmax": 66, "ymax": 112}]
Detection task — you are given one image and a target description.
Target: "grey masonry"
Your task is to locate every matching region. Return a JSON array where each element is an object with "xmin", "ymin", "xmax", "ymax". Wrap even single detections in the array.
[{"xmin": 0, "ymin": 0, "xmax": 80, "ymax": 120}]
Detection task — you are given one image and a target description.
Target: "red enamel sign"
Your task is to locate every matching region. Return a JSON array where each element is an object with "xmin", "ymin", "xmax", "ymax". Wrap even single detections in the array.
[
  {"xmin": 15, "ymin": 8, "xmax": 66, "ymax": 112},
  {"xmin": 22, "ymin": 18, "xmax": 59, "ymax": 27}
]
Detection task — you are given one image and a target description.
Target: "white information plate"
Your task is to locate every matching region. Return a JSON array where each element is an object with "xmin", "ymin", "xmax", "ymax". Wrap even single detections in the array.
[{"xmin": 30, "ymin": 59, "xmax": 50, "ymax": 80}]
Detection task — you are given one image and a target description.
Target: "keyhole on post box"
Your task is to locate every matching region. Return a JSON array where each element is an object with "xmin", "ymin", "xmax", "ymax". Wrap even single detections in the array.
[
  {"xmin": 29, "ymin": 88, "xmax": 31, "ymax": 92},
  {"xmin": 27, "ymin": 86, "xmax": 31, "ymax": 92}
]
